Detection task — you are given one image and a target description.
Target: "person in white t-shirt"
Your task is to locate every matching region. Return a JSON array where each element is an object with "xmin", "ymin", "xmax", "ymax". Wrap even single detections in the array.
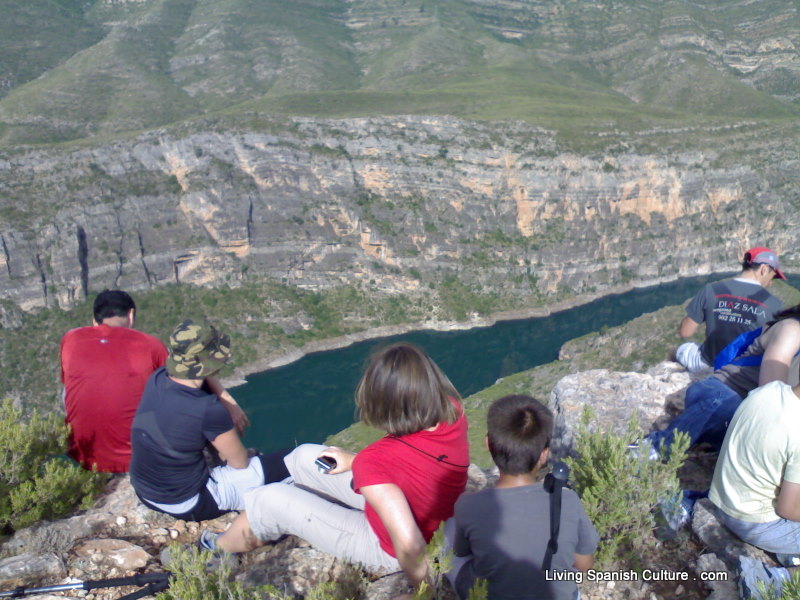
[{"xmin": 709, "ymin": 380, "xmax": 800, "ymax": 598}]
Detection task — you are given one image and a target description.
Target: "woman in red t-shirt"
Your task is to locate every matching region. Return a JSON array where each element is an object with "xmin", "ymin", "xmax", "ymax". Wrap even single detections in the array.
[{"xmin": 211, "ymin": 342, "xmax": 469, "ymax": 590}]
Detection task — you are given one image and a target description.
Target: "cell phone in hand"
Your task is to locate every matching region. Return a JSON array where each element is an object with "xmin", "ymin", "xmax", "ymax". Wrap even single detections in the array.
[{"xmin": 315, "ymin": 455, "xmax": 337, "ymax": 473}]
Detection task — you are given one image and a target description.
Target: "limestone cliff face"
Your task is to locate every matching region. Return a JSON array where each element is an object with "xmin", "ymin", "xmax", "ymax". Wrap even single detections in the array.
[{"xmin": 0, "ymin": 115, "xmax": 797, "ymax": 311}]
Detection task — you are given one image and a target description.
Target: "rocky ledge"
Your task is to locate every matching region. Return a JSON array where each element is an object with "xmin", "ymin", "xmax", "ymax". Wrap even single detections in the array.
[{"xmin": 0, "ymin": 363, "xmax": 777, "ymax": 600}]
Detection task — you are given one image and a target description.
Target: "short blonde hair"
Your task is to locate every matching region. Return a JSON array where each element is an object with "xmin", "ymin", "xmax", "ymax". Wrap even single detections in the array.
[{"xmin": 356, "ymin": 343, "xmax": 460, "ymax": 436}]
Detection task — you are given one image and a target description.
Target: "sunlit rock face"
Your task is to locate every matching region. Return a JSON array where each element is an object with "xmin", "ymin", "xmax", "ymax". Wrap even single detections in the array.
[{"xmin": 1, "ymin": 116, "xmax": 797, "ymax": 311}]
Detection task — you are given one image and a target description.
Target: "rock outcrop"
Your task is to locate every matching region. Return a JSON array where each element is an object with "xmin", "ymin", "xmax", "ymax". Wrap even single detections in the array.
[{"xmin": 550, "ymin": 361, "xmax": 698, "ymax": 460}]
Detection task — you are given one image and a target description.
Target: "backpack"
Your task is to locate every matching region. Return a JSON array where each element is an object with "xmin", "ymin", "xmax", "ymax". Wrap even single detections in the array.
[{"xmin": 712, "ymin": 327, "xmax": 764, "ymax": 370}]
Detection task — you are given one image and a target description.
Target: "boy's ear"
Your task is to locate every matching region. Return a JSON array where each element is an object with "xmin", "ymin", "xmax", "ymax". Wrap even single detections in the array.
[
  {"xmin": 536, "ymin": 447, "xmax": 550, "ymax": 469},
  {"xmin": 484, "ymin": 435, "xmax": 490, "ymax": 452}
]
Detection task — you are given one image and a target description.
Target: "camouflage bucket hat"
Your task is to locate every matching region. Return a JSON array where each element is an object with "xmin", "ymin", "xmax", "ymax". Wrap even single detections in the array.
[{"xmin": 166, "ymin": 318, "xmax": 231, "ymax": 380}]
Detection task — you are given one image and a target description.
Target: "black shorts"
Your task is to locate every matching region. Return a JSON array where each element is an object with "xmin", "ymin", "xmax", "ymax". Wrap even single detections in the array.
[
  {"xmin": 138, "ymin": 485, "xmax": 226, "ymax": 522},
  {"xmin": 137, "ymin": 448, "xmax": 292, "ymax": 522}
]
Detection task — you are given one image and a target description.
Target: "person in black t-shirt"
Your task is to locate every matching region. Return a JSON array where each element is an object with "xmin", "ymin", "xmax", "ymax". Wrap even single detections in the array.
[{"xmin": 130, "ymin": 318, "xmax": 289, "ymax": 522}]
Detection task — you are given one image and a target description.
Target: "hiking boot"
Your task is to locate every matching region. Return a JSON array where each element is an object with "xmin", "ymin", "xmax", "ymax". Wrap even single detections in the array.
[
  {"xmin": 626, "ymin": 439, "xmax": 660, "ymax": 461},
  {"xmin": 654, "ymin": 490, "xmax": 707, "ymax": 541},
  {"xmin": 654, "ymin": 492, "xmax": 690, "ymax": 541},
  {"xmin": 775, "ymin": 553, "xmax": 800, "ymax": 567},
  {"xmin": 738, "ymin": 555, "xmax": 785, "ymax": 600},
  {"xmin": 198, "ymin": 528, "xmax": 221, "ymax": 552}
]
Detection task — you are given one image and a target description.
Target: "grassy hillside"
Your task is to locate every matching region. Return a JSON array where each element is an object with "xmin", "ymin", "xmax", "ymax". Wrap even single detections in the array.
[
  {"xmin": 0, "ymin": 0, "xmax": 103, "ymax": 100},
  {"xmin": 0, "ymin": 273, "xmax": 525, "ymax": 413},
  {"xmin": 0, "ymin": 0, "xmax": 797, "ymax": 146}
]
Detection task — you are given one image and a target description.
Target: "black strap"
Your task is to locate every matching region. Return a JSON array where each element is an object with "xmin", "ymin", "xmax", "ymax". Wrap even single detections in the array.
[
  {"xmin": 542, "ymin": 463, "xmax": 569, "ymax": 572},
  {"xmin": 387, "ymin": 435, "xmax": 470, "ymax": 468},
  {"xmin": 83, "ymin": 573, "xmax": 171, "ymax": 590},
  {"xmin": 117, "ymin": 579, "xmax": 171, "ymax": 600}
]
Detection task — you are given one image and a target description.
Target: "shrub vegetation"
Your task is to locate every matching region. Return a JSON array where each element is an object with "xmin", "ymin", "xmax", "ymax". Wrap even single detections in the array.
[
  {"xmin": 157, "ymin": 545, "xmax": 366, "ymax": 600},
  {"xmin": 0, "ymin": 398, "xmax": 105, "ymax": 532},
  {"xmin": 758, "ymin": 569, "xmax": 800, "ymax": 599},
  {"xmin": 565, "ymin": 407, "xmax": 689, "ymax": 567}
]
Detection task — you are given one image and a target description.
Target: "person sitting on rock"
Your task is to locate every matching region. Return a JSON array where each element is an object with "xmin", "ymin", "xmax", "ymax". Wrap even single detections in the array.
[
  {"xmin": 202, "ymin": 342, "xmax": 469, "ymax": 594},
  {"xmin": 643, "ymin": 304, "xmax": 800, "ymax": 458},
  {"xmin": 61, "ymin": 289, "xmax": 167, "ymax": 473},
  {"xmin": 674, "ymin": 246, "xmax": 784, "ymax": 373},
  {"xmin": 447, "ymin": 394, "xmax": 599, "ymax": 600},
  {"xmin": 130, "ymin": 318, "xmax": 289, "ymax": 522},
  {"xmin": 708, "ymin": 380, "xmax": 800, "ymax": 599}
]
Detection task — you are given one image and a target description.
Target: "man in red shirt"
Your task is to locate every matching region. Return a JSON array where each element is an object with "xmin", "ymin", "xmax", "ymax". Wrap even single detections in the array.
[{"xmin": 61, "ymin": 290, "xmax": 167, "ymax": 472}]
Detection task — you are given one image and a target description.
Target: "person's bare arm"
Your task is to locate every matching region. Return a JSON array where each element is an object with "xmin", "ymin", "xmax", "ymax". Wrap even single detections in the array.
[
  {"xmin": 205, "ymin": 376, "xmax": 250, "ymax": 433},
  {"xmin": 573, "ymin": 553, "xmax": 595, "ymax": 571},
  {"xmin": 679, "ymin": 316, "xmax": 700, "ymax": 339},
  {"xmin": 211, "ymin": 429, "xmax": 249, "ymax": 469},
  {"xmin": 776, "ymin": 480, "xmax": 800, "ymax": 521},
  {"xmin": 361, "ymin": 483, "xmax": 428, "ymax": 588},
  {"xmin": 759, "ymin": 320, "xmax": 800, "ymax": 386}
]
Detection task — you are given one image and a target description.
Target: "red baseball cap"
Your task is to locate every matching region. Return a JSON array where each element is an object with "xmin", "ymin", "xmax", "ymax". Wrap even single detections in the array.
[{"xmin": 745, "ymin": 247, "xmax": 786, "ymax": 280}]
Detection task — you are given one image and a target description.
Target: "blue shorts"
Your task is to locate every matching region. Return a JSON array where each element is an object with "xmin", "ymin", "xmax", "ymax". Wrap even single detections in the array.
[{"xmin": 720, "ymin": 511, "xmax": 800, "ymax": 554}]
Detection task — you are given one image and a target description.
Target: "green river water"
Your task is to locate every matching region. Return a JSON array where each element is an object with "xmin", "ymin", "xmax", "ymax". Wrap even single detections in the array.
[{"xmin": 233, "ymin": 273, "xmax": 792, "ymax": 452}]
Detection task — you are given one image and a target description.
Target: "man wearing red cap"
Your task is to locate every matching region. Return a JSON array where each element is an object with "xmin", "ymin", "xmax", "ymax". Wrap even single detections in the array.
[{"xmin": 675, "ymin": 246, "xmax": 785, "ymax": 373}]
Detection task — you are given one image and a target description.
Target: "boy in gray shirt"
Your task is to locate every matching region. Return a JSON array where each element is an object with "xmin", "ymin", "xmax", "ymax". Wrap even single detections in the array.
[{"xmin": 449, "ymin": 395, "xmax": 599, "ymax": 600}]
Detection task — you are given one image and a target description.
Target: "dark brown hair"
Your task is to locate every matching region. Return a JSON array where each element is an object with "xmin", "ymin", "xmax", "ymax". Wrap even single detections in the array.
[
  {"xmin": 487, "ymin": 394, "xmax": 553, "ymax": 475},
  {"xmin": 767, "ymin": 303, "xmax": 800, "ymax": 327},
  {"xmin": 355, "ymin": 342, "xmax": 460, "ymax": 436}
]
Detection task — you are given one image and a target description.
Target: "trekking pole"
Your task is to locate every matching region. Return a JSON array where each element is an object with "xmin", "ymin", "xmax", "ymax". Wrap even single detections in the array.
[
  {"xmin": 0, "ymin": 572, "xmax": 171, "ymax": 598},
  {"xmin": 113, "ymin": 575, "xmax": 171, "ymax": 600}
]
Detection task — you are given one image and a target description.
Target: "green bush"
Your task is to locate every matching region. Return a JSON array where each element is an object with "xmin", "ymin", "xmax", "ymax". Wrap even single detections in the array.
[
  {"xmin": 565, "ymin": 407, "xmax": 689, "ymax": 567},
  {"xmin": 412, "ymin": 524, "xmax": 488, "ymax": 600},
  {"xmin": 465, "ymin": 579, "xmax": 489, "ymax": 600},
  {"xmin": 413, "ymin": 525, "xmax": 454, "ymax": 599},
  {"xmin": 157, "ymin": 524, "xmax": 482, "ymax": 600},
  {"xmin": 756, "ymin": 568, "xmax": 800, "ymax": 599},
  {"xmin": 157, "ymin": 545, "xmax": 366, "ymax": 600},
  {"xmin": 157, "ymin": 546, "xmax": 261, "ymax": 600},
  {"xmin": 702, "ymin": 549, "xmax": 800, "ymax": 600},
  {"xmin": 0, "ymin": 398, "xmax": 105, "ymax": 531}
]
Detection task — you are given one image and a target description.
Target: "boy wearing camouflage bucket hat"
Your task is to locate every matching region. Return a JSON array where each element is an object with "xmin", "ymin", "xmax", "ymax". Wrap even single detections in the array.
[
  {"xmin": 166, "ymin": 318, "xmax": 233, "ymax": 380},
  {"xmin": 130, "ymin": 318, "xmax": 290, "ymax": 522}
]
